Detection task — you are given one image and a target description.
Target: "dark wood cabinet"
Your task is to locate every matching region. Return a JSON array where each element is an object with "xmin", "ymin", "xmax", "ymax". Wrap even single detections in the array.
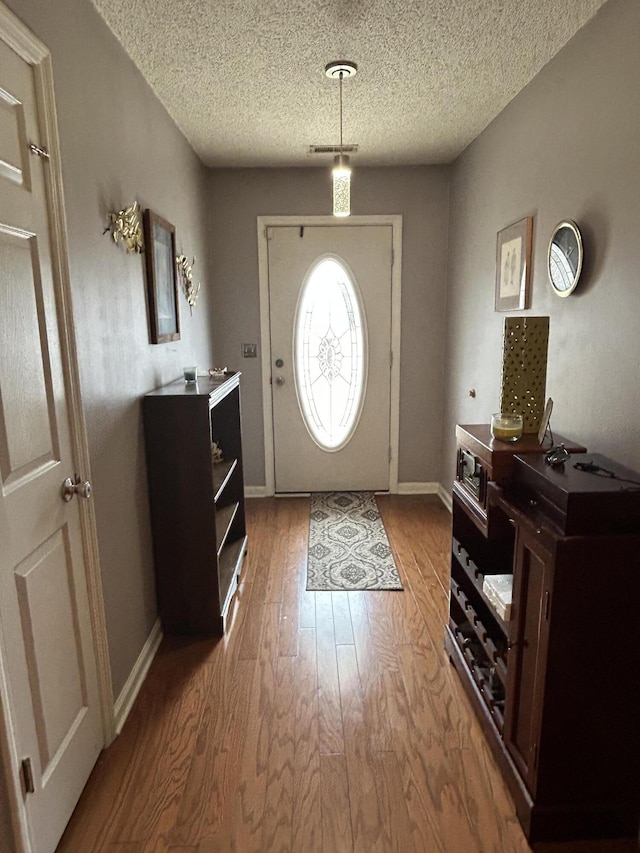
[
  {"xmin": 446, "ymin": 425, "xmax": 640, "ymax": 842},
  {"xmin": 503, "ymin": 513, "xmax": 553, "ymax": 794},
  {"xmin": 143, "ymin": 372, "xmax": 247, "ymax": 635}
]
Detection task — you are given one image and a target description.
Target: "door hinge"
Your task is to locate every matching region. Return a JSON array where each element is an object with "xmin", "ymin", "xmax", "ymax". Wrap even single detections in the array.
[
  {"xmin": 28, "ymin": 143, "xmax": 50, "ymax": 160},
  {"xmin": 389, "ymin": 350, "xmax": 393, "ymax": 368},
  {"xmin": 21, "ymin": 757, "xmax": 35, "ymax": 794},
  {"xmin": 544, "ymin": 589, "xmax": 550, "ymax": 620}
]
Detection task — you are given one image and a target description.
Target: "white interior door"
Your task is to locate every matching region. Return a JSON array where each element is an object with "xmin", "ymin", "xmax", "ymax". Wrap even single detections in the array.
[
  {"xmin": 268, "ymin": 224, "xmax": 393, "ymax": 493},
  {"xmin": 0, "ymin": 31, "xmax": 102, "ymax": 853}
]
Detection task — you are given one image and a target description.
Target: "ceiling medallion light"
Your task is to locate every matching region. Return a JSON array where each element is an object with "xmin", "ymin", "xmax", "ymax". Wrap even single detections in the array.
[{"xmin": 325, "ymin": 61, "xmax": 357, "ymax": 217}]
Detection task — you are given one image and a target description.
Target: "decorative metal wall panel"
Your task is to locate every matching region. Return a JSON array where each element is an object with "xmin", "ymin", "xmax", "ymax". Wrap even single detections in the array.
[{"xmin": 500, "ymin": 316, "xmax": 549, "ymax": 433}]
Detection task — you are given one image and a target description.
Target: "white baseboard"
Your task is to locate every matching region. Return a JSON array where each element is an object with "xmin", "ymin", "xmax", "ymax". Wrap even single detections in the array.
[
  {"xmin": 113, "ymin": 618, "xmax": 163, "ymax": 735},
  {"xmin": 245, "ymin": 485, "xmax": 269, "ymax": 498},
  {"xmin": 397, "ymin": 481, "xmax": 440, "ymax": 494},
  {"xmin": 397, "ymin": 481, "xmax": 452, "ymax": 512},
  {"xmin": 438, "ymin": 484, "xmax": 452, "ymax": 512},
  {"xmin": 245, "ymin": 483, "xmax": 453, "ymax": 513}
]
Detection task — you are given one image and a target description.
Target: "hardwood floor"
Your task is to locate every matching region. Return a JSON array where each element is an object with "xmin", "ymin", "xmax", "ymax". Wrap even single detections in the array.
[{"xmin": 57, "ymin": 496, "xmax": 639, "ymax": 853}]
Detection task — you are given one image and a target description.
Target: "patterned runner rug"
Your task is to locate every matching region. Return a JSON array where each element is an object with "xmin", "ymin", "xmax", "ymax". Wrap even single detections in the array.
[{"xmin": 307, "ymin": 492, "xmax": 403, "ymax": 591}]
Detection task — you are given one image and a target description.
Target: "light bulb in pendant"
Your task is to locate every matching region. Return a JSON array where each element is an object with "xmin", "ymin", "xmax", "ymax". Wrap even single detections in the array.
[{"xmin": 332, "ymin": 154, "xmax": 351, "ymax": 217}]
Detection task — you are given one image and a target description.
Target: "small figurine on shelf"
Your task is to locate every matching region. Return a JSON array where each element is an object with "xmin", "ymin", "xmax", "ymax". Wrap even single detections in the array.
[
  {"xmin": 208, "ymin": 366, "xmax": 227, "ymax": 379},
  {"xmin": 211, "ymin": 441, "xmax": 223, "ymax": 463}
]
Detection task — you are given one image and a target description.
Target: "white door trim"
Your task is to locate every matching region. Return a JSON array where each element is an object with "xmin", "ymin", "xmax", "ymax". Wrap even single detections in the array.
[
  {"xmin": 0, "ymin": 5, "xmax": 114, "ymax": 851},
  {"xmin": 257, "ymin": 214, "xmax": 402, "ymax": 496}
]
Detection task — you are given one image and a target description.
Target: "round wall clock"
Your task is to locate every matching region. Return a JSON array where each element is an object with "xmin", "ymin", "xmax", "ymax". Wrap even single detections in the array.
[{"xmin": 547, "ymin": 220, "xmax": 583, "ymax": 297}]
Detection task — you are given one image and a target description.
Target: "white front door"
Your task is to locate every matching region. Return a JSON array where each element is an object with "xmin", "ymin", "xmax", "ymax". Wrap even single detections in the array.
[
  {"xmin": 268, "ymin": 224, "xmax": 393, "ymax": 493},
  {"xmin": 0, "ymin": 24, "xmax": 103, "ymax": 853}
]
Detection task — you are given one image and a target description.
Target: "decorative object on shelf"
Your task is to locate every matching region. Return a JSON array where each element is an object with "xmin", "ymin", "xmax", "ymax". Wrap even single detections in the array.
[
  {"xmin": 143, "ymin": 209, "xmax": 180, "ymax": 344},
  {"xmin": 545, "ymin": 443, "xmax": 571, "ymax": 467},
  {"xmin": 537, "ymin": 397, "xmax": 554, "ymax": 444},
  {"xmin": 208, "ymin": 367, "xmax": 227, "ymax": 378},
  {"xmin": 325, "ymin": 61, "xmax": 357, "ymax": 217},
  {"xmin": 495, "ymin": 217, "xmax": 533, "ymax": 311},
  {"xmin": 500, "ymin": 316, "xmax": 549, "ymax": 433},
  {"xmin": 211, "ymin": 441, "xmax": 223, "ymax": 463},
  {"xmin": 176, "ymin": 253, "xmax": 201, "ymax": 314},
  {"xmin": 482, "ymin": 574, "xmax": 512, "ymax": 621},
  {"xmin": 104, "ymin": 200, "xmax": 143, "ymax": 254},
  {"xmin": 548, "ymin": 220, "xmax": 583, "ymax": 297},
  {"xmin": 490, "ymin": 412, "xmax": 523, "ymax": 442},
  {"xmin": 183, "ymin": 366, "xmax": 197, "ymax": 384}
]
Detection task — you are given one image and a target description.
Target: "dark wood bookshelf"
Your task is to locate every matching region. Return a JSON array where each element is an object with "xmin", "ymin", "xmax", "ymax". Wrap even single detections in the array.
[{"xmin": 143, "ymin": 372, "xmax": 247, "ymax": 635}]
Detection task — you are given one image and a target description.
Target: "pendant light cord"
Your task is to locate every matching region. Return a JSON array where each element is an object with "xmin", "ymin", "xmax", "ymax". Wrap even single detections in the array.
[{"xmin": 339, "ymin": 71, "xmax": 344, "ymax": 163}]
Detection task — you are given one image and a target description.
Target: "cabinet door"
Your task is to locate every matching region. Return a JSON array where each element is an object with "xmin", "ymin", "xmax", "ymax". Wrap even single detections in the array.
[{"xmin": 503, "ymin": 522, "xmax": 553, "ymax": 793}]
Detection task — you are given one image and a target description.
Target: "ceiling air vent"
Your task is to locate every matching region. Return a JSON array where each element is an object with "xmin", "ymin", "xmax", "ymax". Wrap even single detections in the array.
[{"xmin": 309, "ymin": 144, "xmax": 359, "ymax": 155}]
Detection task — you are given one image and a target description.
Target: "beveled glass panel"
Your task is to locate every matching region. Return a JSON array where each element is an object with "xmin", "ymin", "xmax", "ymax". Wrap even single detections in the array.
[{"xmin": 294, "ymin": 256, "xmax": 367, "ymax": 451}]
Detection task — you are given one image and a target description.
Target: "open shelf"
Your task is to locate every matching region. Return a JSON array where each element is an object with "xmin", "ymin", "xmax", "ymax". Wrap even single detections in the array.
[
  {"xmin": 449, "ymin": 579, "xmax": 507, "ymax": 685},
  {"xmin": 218, "ymin": 535, "xmax": 247, "ymax": 618},
  {"xmin": 446, "ymin": 620, "xmax": 505, "ymax": 733},
  {"xmin": 213, "ymin": 457, "xmax": 238, "ymax": 502},
  {"xmin": 216, "ymin": 501, "xmax": 239, "ymax": 557},
  {"xmin": 452, "ymin": 536, "xmax": 510, "ymax": 636}
]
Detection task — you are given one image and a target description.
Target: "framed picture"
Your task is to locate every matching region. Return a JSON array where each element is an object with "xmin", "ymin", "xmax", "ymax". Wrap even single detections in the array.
[
  {"xmin": 495, "ymin": 216, "xmax": 533, "ymax": 312},
  {"xmin": 143, "ymin": 209, "xmax": 180, "ymax": 343}
]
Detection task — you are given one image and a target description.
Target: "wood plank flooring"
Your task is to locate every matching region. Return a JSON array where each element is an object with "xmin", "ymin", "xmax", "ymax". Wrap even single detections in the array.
[{"xmin": 57, "ymin": 495, "xmax": 639, "ymax": 853}]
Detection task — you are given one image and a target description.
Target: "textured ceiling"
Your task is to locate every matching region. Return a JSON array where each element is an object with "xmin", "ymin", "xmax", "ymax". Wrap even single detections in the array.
[{"xmin": 91, "ymin": 0, "xmax": 608, "ymax": 167}]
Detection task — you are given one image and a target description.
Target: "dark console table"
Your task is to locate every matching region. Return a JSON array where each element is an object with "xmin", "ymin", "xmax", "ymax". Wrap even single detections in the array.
[{"xmin": 446, "ymin": 425, "xmax": 640, "ymax": 842}]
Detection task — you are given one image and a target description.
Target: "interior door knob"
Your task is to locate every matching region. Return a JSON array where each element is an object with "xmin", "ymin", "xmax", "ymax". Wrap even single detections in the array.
[
  {"xmin": 275, "ymin": 376, "xmax": 285, "ymax": 386},
  {"xmin": 62, "ymin": 474, "xmax": 93, "ymax": 502}
]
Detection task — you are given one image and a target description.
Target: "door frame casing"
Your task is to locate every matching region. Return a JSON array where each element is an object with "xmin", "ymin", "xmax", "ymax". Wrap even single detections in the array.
[
  {"xmin": 0, "ymin": 5, "xmax": 114, "ymax": 851},
  {"xmin": 257, "ymin": 214, "xmax": 402, "ymax": 495}
]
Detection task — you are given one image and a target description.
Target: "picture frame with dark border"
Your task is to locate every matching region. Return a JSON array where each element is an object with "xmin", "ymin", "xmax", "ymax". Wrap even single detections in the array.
[
  {"xmin": 143, "ymin": 208, "xmax": 180, "ymax": 343},
  {"xmin": 495, "ymin": 216, "xmax": 533, "ymax": 312}
]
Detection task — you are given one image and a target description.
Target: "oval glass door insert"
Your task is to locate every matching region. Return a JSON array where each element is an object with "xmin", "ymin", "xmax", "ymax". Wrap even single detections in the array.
[{"xmin": 293, "ymin": 255, "xmax": 367, "ymax": 451}]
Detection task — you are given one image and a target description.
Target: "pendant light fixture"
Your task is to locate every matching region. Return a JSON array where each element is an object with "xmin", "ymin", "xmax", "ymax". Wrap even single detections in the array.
[{"xmin": 325, "ymin": 61, "xmax": 357, "ymax": 217}]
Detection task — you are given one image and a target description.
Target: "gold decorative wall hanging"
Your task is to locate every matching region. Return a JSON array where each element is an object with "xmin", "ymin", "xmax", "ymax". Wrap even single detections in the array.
[
  {"xmin": 500, "ymin": 316, "xmax": 549, "ymax": 433},
  {"xmin": 104, "ymin": 200, "xmax": 144, "ymax": 254},
  {"xmin": 176, "ymin": 254, "xmax": 201, "ymax": 314}
]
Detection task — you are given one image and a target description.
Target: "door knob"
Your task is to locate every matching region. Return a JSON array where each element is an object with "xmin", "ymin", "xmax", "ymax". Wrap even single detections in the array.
[
  {"xmin": 62, "ymin": 474, "xmax": 92, "ymax": 502},
  {"xmin": 275, "ymin": 376, "xmax": 285, "ymax": 386}
]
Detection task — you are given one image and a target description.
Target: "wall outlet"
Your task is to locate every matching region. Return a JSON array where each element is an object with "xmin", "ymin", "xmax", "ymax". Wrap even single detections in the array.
[{"xmin": 242, "ymin": 343, "xmax": 257, "ymax": 358}]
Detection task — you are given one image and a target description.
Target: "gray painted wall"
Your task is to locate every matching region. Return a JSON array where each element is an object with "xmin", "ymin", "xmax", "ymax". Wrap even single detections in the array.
[
  {"xmin": 5, "ymin": 0, "xmax": 214, "ymax": 699},
  {"xmin": 208, "ymin": 166, "xmax": 450, "ymax": 487},
  {"xmin": 442, "ymin": 0, "xmax": 640, "ymax": 485}
]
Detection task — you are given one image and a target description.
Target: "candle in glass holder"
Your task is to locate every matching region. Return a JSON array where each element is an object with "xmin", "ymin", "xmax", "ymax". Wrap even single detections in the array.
[
  {"xmin": 183, "ymin": 366, "xmax": 197, "ymax": 384},
  {"xmin": 491, "ymin": 412, "xmax": 523, "ymax": 442}
]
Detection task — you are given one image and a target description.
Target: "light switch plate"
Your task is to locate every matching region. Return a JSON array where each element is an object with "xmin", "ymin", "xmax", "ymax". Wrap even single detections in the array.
[{"xmin": 242, "ymin": 342, "xmax": 257, "ymax": 358}]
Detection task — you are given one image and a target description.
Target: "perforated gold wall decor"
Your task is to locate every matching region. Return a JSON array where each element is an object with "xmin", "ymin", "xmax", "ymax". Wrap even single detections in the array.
[{"xmin": 500, "ymin": 316, "xmax": 549, "ymax": 433}]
